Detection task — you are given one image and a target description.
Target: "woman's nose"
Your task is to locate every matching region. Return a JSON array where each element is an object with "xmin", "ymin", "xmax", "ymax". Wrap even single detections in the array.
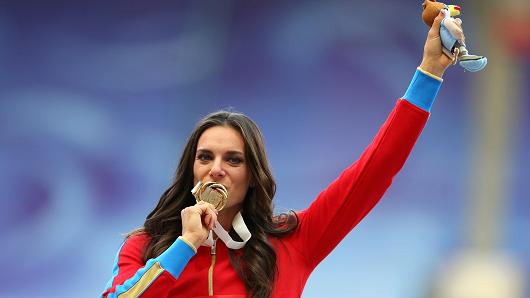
[{"xmin": 209, "ymin": 159, "xmax": 226, "ymax": 179}]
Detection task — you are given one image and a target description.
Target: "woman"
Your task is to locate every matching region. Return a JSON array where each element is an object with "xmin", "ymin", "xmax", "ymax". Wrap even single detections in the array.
[{"xmin": 102, "ymin": 11, "xmax": 452, "ymax": 298}]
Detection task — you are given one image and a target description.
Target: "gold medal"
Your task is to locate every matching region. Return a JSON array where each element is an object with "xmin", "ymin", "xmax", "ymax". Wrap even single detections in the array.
[{"xmin": 191, "ymin": 181, "xmax": 228, "ymax": 211}]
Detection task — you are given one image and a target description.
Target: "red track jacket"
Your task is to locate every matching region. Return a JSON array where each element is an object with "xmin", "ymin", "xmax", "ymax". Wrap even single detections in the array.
[{"xmin": 103, "ymin": 68, "xmax": 442, "ymax": 297}]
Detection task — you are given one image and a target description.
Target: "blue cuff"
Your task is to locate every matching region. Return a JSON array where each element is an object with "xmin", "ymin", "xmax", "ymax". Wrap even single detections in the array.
[
  {"xmin": 156, "ymin": 238, "xmax": 196, "ymax": 279},
  {"xmin": 402, "ymin": 68, "xmax": 442, "ymax": 112}
]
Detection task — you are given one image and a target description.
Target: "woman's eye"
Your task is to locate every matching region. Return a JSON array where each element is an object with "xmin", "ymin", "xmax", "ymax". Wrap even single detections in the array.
[
  {"xmin": 197, "ymin": 154, "xmax": 212, "ymax": 161},
  {"xmin": 227, "ymin": 157, "xmax": 243, "ymax": 165}
]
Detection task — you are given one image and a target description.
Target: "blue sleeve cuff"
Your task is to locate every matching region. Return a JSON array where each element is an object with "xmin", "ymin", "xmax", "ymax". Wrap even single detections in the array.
[
  {"xmin": 156, "ymin": 237, "xmax": 196, "ymax": 279},
  {"xmin": 402, "ymin": 68, "xmax": 443, "ymax": 112}
]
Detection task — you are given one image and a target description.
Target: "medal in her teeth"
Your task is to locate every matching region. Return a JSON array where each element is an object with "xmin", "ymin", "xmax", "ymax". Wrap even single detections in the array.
[
  {"xmin": 191, "ymin": 181, "xmax": 251, "ymax": 249},
  {"xmin": 191, "ymin": 181, "xmax": 228, "ymax": 211}
]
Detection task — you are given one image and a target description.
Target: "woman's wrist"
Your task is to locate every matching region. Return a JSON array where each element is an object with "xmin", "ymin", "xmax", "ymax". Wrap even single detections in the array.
[
  {"xmin": 180, "ymin": 234, "xmax": 201, "ymax": 251},
  {"xmin": 419, "ymin": 60, "xmax": 446, "ymax": 78}
]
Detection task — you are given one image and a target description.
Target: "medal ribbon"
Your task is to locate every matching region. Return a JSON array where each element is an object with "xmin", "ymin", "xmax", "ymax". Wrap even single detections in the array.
[{"xmin": 202, "ymin": 211, "xmax": 251, "ymax": 249}]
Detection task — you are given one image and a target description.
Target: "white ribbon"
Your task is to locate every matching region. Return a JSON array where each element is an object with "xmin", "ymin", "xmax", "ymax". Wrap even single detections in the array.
[{"xmin": 202, "ymin": 211, "xmax": 251, "ymax": 249}]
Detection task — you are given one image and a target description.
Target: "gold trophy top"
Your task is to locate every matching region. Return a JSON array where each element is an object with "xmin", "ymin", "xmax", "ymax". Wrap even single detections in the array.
[{"xmin": 191, "ymin": 181, "xmax": 228, "ymax": 211}]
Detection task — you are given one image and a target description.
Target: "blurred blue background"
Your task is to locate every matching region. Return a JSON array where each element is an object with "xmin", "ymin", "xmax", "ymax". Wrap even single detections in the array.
[{"xmin": 1, "ymin": 1, "xmax": 529, "ymax": 297}]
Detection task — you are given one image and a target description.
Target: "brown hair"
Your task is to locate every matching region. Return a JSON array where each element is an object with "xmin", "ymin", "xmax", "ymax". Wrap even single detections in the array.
[{"xmin": 133, "ymin": 110, "xmax": 297, "ymax": 298}]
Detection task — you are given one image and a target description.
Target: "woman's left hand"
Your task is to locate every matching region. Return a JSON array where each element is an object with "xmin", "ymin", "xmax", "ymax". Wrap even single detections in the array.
[{"xmin": 420, "ymin": 10, "xmax": 454, "ymax": 78}]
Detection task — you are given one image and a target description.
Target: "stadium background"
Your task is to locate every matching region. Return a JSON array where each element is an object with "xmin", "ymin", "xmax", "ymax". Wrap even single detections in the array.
[{"xmin": 1, "ymin": 1, "xmax": 529, "ymax": 297}]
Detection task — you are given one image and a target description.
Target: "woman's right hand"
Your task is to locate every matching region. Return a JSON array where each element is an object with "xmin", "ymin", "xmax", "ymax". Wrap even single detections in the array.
[{"xmin": 181, "ymin": 202, "xmax": 218, "ymax": 249}]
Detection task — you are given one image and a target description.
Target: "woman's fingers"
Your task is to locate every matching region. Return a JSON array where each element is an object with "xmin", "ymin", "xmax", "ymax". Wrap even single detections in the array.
[
  {"xmin": 204, "ymin": 213, "xmax": 216, "ymax": 230},
  {"xmin": 204, "ymin": 204, "xmax": 217, "ymax": 229},
  {"xmin": 429, "ymin": 10, "xmax": 444, "ymax": 37},
  {"xmin": 190, "ymin": 201, "xmax": 218, "ymax": 229},
  {"xmin": 180, "ymin": 202, "xmax": 219, "ymax": 247}
]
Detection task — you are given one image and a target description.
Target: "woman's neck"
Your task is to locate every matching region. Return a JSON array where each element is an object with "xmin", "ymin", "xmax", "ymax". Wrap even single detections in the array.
[{"xmin": 216, "ymin": 203, "xmax": 242, "ymax": 231}]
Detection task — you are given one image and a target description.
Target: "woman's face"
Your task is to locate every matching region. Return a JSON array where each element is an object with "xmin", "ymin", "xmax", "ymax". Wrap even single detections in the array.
[{"xmin": 193, "ymin": 125, "xmax": 251, "ymax": 210}]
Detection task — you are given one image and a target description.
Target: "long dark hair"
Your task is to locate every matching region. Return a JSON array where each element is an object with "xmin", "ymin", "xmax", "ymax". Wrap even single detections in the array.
[{"xmin": 133, "ymin": 110, "xmax": 297, "ymax": 298}]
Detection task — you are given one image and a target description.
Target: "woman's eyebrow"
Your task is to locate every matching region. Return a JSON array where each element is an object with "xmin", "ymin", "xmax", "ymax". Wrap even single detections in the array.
[
  {"xmin": 196, "ymin": 149, "xmax": 212, "ymax": 154},
  {"xmin": 196, "ymin": 149, "xmax": 244, "ymax": 155},
  {"xmin": 225, "ymin": 150, "xmax": 244, "ymax": 156}
]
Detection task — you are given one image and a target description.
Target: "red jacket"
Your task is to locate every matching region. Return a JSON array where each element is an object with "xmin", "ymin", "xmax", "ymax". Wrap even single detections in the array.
[{"xmin": 102, "ymin": 99, "xmax": 429, "ymax": 297}]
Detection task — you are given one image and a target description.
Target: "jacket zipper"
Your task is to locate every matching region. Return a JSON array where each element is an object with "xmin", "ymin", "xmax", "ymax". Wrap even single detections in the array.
[{"xmin": 208, "ymin": 239, "xmax": 217, "ymax": 296}]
